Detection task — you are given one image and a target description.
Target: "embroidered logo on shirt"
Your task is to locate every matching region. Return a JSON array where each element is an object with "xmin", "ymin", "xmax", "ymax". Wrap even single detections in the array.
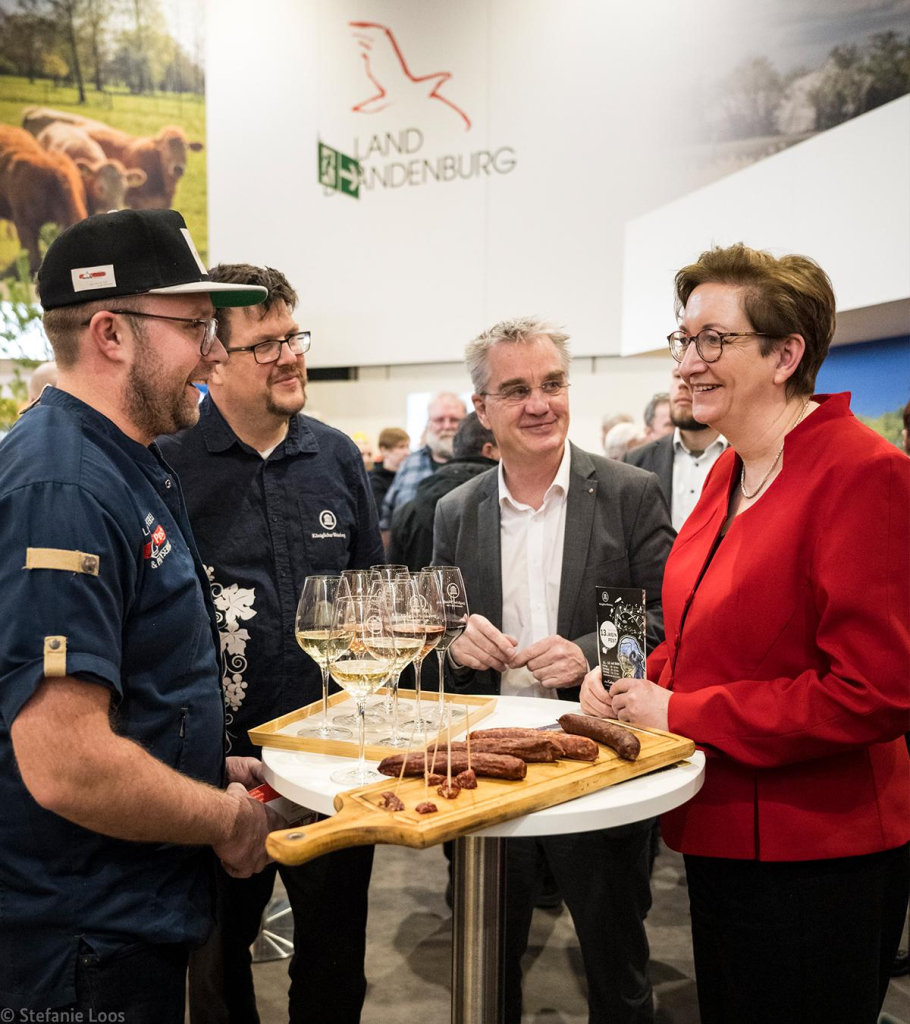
[
  {"xmin": 312, "ymin": 508, "xmax": 347, "ymax": 540},
  {"xmin": 142, "ymin": 514, "xmax": 172, "ymax": 569}
]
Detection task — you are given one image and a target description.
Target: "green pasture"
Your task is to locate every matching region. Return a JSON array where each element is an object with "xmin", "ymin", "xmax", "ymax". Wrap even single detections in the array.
[{"xmin": 0, "ymin": 76, "xmax": 207, "ymax": 287}]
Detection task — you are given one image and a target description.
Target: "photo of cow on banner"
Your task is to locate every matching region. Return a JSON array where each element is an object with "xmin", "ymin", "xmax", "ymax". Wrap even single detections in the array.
[{"xmin": 0, "ymin": 0, "xmax": 206, "ymax": 284}]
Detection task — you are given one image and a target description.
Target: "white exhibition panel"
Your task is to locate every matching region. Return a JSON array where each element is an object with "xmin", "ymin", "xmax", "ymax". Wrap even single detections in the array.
[
  {"xmin": 206, "ymin": 0, "xmax": 699, "ymax": 367},
  {"xmin": 620, "ymin": 96, "xmax": 910, "ymax": 357}
]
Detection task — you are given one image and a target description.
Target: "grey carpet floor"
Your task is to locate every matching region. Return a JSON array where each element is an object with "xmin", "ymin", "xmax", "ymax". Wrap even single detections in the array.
[{"xmin": 241, "ymin": 841, "xmax": 909, "ymax": 1023}]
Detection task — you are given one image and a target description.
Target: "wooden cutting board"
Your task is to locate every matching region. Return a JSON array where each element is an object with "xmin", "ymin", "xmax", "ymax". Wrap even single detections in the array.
[{"xmin": 267, "ymin": 722, "xmax": 695, "ymax": 866}]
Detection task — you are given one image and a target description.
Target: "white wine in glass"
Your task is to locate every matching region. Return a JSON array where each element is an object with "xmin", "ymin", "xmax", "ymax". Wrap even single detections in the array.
[
  {"xmin": 374, "ymin": 578, "xmax": 425, "ymax": 748},
  {"xmin": 329, "ymin": 592, "xmax": 393, "ymax": 786},
  {"xmin": 295, "ymin": 575, "xmax": 353, "ymax": 740},
  {"xmin": 424, "ymin": 565, "xmax": 470, "ymax": 719},
  {"xmin": 402, "ymin": 570, "xmax": 445, "ymax": 730}
]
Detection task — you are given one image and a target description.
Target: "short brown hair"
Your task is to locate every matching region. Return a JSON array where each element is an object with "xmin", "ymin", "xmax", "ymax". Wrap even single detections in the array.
[
  {"xmin": 674, "ymin": 243, "xmax": 836, "ymax": 398},
  {"xmin": 208, "ymin": 264, "xmax": 298, "ymax": 346},
  {"xmin": 378, "ymin": 427, "xmax": 409, "ymax": 450},
  {"xmin": 42, "ymin": 296, "xmax": 147, "ymax": 369}
]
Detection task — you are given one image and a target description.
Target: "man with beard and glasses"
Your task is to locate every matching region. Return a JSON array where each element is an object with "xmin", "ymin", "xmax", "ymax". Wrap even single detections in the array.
[
  {"xmin": 624, "ymin": 367, "xmax": 728, "ymax": 531},
  {"xmin": 378, "ymin": 391, "xmax": 466, "ymax": 545},
  {"xmin": 0, "ymin": 210, "xmax": 277, "ymax": 1022},
  {"xmin": 157, "ymin": 263, "xmax": 383, "ymax": 1024}
]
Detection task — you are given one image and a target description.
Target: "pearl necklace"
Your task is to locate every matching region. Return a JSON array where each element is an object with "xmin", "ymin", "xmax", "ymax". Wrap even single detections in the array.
[{"xmin": 740, "ymin": 398, "xmax": 811, "ymax": 500}]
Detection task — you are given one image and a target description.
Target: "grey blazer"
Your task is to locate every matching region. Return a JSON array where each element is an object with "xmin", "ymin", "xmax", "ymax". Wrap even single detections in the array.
[
  {"xmin": 622, "ymin": 434, "xmax": 674, "ymax": 507},
  {"xmin": 432, "ymin": 443, "xmax": 675, "ymax": 700}
]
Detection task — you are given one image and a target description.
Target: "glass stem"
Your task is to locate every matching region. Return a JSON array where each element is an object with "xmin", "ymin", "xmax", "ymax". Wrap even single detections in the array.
[
  {"xmin": 436, "ymin": 649, "xmax": 445, "ymax": 708},
  {"xmin": 413, "ymin": 656, "xmax": 423, "ymax": 712},
  {"xmin": 390, "ymin": 671, "xmax": 401, "ymax": 744},
  {"xmin": 321, "ymin": 664, "xmax": 330, "ymax": 724},
  {"xmin": 356, "ymin": 699, "xmax": 366, "ymax": 774}
]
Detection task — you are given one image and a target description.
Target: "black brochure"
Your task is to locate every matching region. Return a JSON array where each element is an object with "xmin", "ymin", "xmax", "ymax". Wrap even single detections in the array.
[{"xmin": 596, "ymin": 587, "xmax": 646, "ymax": 692}]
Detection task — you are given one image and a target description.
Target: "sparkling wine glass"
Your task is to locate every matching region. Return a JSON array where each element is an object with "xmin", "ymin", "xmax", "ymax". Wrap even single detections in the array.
[
  {"xmin": 328, "ymin": 591, "xmax": 392, "ymax": 786},
  {"xmin": 335, "ymin": 570, "xmax": 389, "ymax": 728},
  {"xmin": 375, "ymin": 578, "xmax": 425, "ymax": 747},
  {"xmin": 295, "ymin": 575, "xmax": 353, "ymax": 739},
  {"xmin": 402, "ymin": 570, "xmax": 445, "ymax": 730},
  {"xmin": 424, "ymin": 565, "xmax": 470, "ymax": 720}
]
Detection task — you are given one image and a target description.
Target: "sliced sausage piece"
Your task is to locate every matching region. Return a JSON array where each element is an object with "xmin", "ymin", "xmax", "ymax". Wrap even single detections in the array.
[
  {"xmin": 441, "ymin": 736, "xmax": 561, "ymax": 763},
  {"xmin": 470, "ymin": 727, "xmax": 598, "ymax": 761},
  {"xmin": 378, "ymin": 750, "xmax": 527, "ymax": 781},
  {"xmin": 455, "ymin": 768, "xmax": 478, "ymax": 789},
  {"xmin": 558, "ymin": 713, "xmax": 641, "ymax": 761}
]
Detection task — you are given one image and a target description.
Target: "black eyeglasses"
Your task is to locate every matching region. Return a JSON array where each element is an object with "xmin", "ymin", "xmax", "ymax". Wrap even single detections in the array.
[
  {"xmin": 102, "ymin": 309, "xmax": 219, "ymax": 356},
  {"xmin": 480, "ymin": 380, "xmax": 570, "ymax": 405},
  {"xmin": 225, "ymin": 331, "xmax": 312, "ymax": 364},
  {"xmin": 667, "ymin": 329, "xmax": 771, "ymax": 364}
]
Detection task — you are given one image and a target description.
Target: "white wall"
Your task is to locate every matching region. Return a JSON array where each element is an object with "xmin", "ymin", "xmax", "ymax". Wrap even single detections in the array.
[{"xmin": 621, "ymin": 97, "xmax": 910, "ymax": 356}]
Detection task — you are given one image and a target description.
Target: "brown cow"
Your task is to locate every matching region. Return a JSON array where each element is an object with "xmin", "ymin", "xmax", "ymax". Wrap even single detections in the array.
[
  {"xmin": 0, "ymin": 125, "xmax": 87, "ymax": 273},
  {"xmin": 36, "ymin": 122, "xmax": 147, "ymax": 215},
  {"xmin": 85, "ymin": 125, "xmax": 203, "ymax": 209},
  {"xmin": 23, "ymin": 107, "xmax": 203, "ymax": 210}
]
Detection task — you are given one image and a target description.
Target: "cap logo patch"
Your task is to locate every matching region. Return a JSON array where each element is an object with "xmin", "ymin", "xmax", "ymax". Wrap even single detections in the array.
[
  {"xmin": 71, "ymin": 264, "xmax": 116, "ymax": 292},
  {"xmin": 180, "ymin": 228, "xmax": 208, "ymax": 275}
]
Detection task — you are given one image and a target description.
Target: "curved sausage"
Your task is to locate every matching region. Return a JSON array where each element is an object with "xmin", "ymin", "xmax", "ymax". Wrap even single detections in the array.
[
  {"xmin": 442, "ymin": 736, "xmax": 561, "ymax": 762},
  {"xmin": 558, "ymin": 714, "xmax": 640, "ymax": 761}
]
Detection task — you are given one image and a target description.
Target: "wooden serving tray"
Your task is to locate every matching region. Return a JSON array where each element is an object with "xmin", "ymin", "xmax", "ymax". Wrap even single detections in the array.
[
  {"xmin": 247, "ymin": 689, "xmax": 496, "ymax": 760},
  {"xmin": 267, "ymin": 721, "xmax": 695, "ymax": 866}
]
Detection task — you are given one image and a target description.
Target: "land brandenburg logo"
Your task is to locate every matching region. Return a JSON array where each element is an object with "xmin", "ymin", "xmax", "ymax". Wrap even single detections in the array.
[{"xmin": 318, "ymin": 21, "xmax": 516, "ymax": 200}]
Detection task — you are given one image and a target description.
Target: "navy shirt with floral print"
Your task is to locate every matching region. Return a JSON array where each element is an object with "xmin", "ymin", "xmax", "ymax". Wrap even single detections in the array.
[{"xmin": 158, "ymin": 395, "xmax": 384, "ymax": 756}]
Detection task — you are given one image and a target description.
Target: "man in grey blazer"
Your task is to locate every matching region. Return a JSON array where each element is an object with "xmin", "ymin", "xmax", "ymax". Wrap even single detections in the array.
[{"xmin": 434, "ymin": 316, "xmax": 674, "ymax": 1024}]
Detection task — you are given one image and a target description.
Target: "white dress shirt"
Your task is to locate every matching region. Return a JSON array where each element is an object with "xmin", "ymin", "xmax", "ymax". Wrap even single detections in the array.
[
  {"xmin": 498, "ymin": 442, "xmax": 572, "ymax": 699},
  {"xmin": 671, "ymin": 428, "xmax": 728, "ymax": 532}
]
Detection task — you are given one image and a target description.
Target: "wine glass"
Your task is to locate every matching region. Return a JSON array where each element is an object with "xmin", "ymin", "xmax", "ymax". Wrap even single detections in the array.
[
  {"xmin": 375, "ymin": 578, "xmax": 425, "ymax": 747},
  {"xmin": 424, "ymin": 565, "xmax": 470, "ymax": 720},
  {"xmin": 402, "ymin": 570, "xmax": 445, "ymax": 730},
  {"xmin": 328, "ymin": 591, "xmax": 392, "ymax": 786},
  {"xmin": 370, "ymin": 564, "xmax": 409, "ymax": 582},
  {"xmin": 295, "ymin": 575, "xmax": 353, "ymax": 739},
  {"xmin": 335, "ymin": 570, "xmax": 389, "ymax": 728}
]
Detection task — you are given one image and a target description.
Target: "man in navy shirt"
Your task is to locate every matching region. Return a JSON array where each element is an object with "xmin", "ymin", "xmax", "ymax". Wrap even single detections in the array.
[
  {"xmin": 0, "ymin": 210, "xmax": 276, "ymax": 1020},
  {"xmin": 158, "ymin": 263, "xmax": 384, "ymax": 1024}
]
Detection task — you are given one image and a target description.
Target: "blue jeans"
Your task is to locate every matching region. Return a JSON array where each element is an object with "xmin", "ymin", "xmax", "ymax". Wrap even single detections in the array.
[{"xmin": 67, "ymin": 940, "xmax": 188, "ymax": 1024}]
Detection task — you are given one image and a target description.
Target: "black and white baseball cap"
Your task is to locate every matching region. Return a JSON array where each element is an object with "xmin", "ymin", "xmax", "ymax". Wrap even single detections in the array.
[{"xmin": 37, "ymin": 209, "xmax": 267, "ymax": 310}]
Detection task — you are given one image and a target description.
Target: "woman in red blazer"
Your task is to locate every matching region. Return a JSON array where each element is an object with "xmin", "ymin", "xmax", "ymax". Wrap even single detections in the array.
[{"xmin": 582, "ymin": 243, "xmax": 909, "ymax": 1024}]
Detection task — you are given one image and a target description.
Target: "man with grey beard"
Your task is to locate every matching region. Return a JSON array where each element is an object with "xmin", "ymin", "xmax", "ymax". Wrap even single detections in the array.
[
  {"xmin": 157, "ymin": 263, "xmax": 383, "ymax": 1024},
  {"xmin": 379, "ymin": 391, "xmax": 466, "ymax": 544},
  {"xmin": 624, "ymin": 366, "xmax": 728, "ymax": 531}
]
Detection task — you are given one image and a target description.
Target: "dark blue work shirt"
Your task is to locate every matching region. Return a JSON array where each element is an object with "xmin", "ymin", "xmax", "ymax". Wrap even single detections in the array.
[
  {"xmin": 157, "ymin": 396, "xmax": 384, "ymax": 757},
  {"xmin": 0, "ymin": 388, "xmax": 225, "ymax": 1011}
]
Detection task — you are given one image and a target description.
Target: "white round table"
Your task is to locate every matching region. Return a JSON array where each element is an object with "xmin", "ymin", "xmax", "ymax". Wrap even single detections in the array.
[{"xmin": 262, "ymin": 695, "xmax": 705, "ymax": 1024}]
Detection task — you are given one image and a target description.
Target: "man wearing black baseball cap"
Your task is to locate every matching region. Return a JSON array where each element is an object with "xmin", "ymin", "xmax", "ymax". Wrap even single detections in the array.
[{"xmin": 0, "ymin": 210, "xmax": 276, "ymax": 1021}]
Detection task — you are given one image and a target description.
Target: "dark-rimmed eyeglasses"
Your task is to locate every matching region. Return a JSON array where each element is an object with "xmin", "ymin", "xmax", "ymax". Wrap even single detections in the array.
[
  {"xmin": 95, "ymin": 309, "xmax": 219, "ymax": 356},
  {"xmin": 667, "ymin": 329, "xmax": 771, "ymax": 364},
  {"xmin": 224, "ymin": 331, "xmax": 312, "ymax": 364},
  {"xmin": 480, "ymin": 380, "xmax": 570, "ymax": 405}
]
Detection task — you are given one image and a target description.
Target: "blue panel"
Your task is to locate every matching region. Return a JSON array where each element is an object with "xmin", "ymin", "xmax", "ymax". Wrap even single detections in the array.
[{"xmin": 815, "ymin": 336, "xmax": 910, "ymax": 417}]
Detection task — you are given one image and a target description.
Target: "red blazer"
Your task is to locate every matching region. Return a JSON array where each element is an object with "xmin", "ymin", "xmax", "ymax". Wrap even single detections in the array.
[{"xmin": 651, "ymin": 393, "xmax": 910, "ymax": 861}]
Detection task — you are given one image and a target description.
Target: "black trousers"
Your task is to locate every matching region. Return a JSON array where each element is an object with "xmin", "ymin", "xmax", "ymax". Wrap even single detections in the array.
[
  {"xmin": 685, "ymin": 842, "xmax": 910, "ymax": 1024},
  {"xmin": 63, "ymin": 941, "xmax": 189, "ymax": 1023},
  {"xmin": 504, "ymin": 822, "xmax": 655, "ymax": 1024},
  {"xmin": 188, "ymin": 844, "xmax": 374, "ymax": 1024}
]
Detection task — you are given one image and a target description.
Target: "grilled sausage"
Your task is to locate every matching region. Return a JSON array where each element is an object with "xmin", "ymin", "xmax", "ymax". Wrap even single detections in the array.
[
  {"xmin": 470, "ymin": 728, "xmax": 598, "ymax": 761},
  {"xmin": 558, "ymin": 714, "xmax": 640, "ymax": 761},
  {"xmin": 441, "ymin": 736, "xmax": 561, "ymax": 763},
  {"xmin": 377, "ymin": 750, "xmax": 527, "ymax": 781}
]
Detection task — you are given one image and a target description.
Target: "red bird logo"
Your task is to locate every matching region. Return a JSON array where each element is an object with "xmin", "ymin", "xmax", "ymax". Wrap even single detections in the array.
[{"xmin": 349, "ymin": 21, "xmax": 472, "ymax": 131}]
